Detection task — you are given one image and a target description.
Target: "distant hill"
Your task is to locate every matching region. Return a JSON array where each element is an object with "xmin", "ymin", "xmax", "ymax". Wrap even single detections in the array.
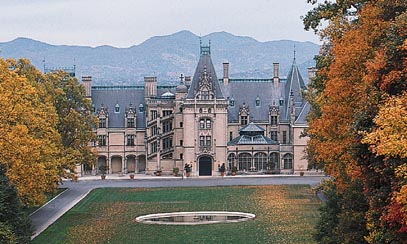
[{"xmin": 0, "ymin": 31, "xmax": 320, "ymax": 85}]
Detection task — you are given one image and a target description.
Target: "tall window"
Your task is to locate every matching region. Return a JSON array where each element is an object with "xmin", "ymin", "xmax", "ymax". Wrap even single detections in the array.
[
  {"xmin": 200, "ymin": 136, "xmax": 205, "ymax": 146},
  {"xmin": 270, "ymin": 131, "xmax": 278, "ymax": 141},
  {"xmin": 282, "ymin": 131, "xmax": 287, "ymax": 144},
  {"xmin": 99, "ymin": 118, "xmax": 106, "ymax": 128},
  {"xmin": 180, "ymin": 122, "xmax": 183, "ymax": 128},
  {"xmin": 127, "ymin": 118, "xmax": 135, "ymax": 128},
  {"xmin": 162, "ymin": 121, "xmax": 172, "ymax": 133},
  {"xmin": 127, "ymin": 135, "xmax": 135, "ymax": 146},
  {"xmin": 283, "ymin": 154, "xmax": 293, "ymax": 169},
  {"xmin": 254, "ymin": 153, "xmax": 267, "ymax": 171},
  {"xmin": 238, "ymin": 153, "xmax": 251, "ymax": 171},
  {"xmin": 151, "ymin": 110, "xmax": 158, "ymax": 120},
  {"xmin": 151, "ymin": 142, "xmax": 157, "ymax": 153},
  {"xmin": 97, "ymin": 135, "xmax": 106, "ymax": 146},
  {"xmin": 241, "ymin": 116, "xmax": 248, "ymax": 125},
  {"xmin": 162, "ymin": 137, "xmax": 173, "ymax": 150},
  {"xmin": 270, "ymin": 153, "xmax": 279, "ymax": 170},
  {"xmin": 271, "ymin": 116, "xmax": 278, "ymax": 126},
  {"xmin": 206, "ymin": 119, "xmax": 211, "ymax": 128},
  {"xmin": 200, "ymin": 119, "xmax": 205, "ymax": 129},
  {"xmin": 206, "ymin": 136, "xmax": 211, "ymax": 146},
  {"xmin": 180, "ymin": 140, "xmax": 183, "ymax": 146},
  {"xmin": 229, "ymin": 131, "xmax": 233, "ymax": 141}
]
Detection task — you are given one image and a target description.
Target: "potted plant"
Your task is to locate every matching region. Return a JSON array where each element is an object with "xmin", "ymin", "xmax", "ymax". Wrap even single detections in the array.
[
  {"xmin": 184, "ymin": 163, "xmax": 192, "ymax": 177},
  {"xmin": 218, "ymin": 163, "xmax": 226, "ymax": 177},
  {"xmin": 231, "ymin": 166, "xmax": 237, "ymax": 176},
  {"xmin": 129, "ymin": 173, "xmax": 135, "ymax": 179},
  {"xmin": 99, "ymin": 165, "xmax": 108, "ymax": 180},
  {"xmin": 173, "ymin": 167, "xmax": 179, "ymax": 176},
  {"xmin": 154, "ymin": 170, "xmax": 162, "ymax": 176}
]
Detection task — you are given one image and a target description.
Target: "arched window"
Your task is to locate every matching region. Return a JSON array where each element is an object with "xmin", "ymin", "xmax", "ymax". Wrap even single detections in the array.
[
  {"xmin": 254, "ymin": 153, "xmax": 267, "ymax": 171},
  {"xmin": 255, "ymin": 96, "xmax": 261, "ymax": 107},
  {"xmin": 283, "ymin": 154, "xmax": 293, "ymax": 169},
  {"xmin": 230, "ymin": 97, "xmax": 235, "ymax": 107},
  {"xmin": 228, "ymin": 153, "xmax": 236, "ymax": 169},
  {"xmin": 269, "ymin": 153, "xmax": 280, "ymax": 170},
  {"xmin": 238, "ymin": 153, "xmax": 251, "ymax": 171}
]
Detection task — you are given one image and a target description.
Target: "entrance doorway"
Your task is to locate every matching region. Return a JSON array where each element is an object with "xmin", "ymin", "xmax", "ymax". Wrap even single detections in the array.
[{"xmin": 199, "ymin": 156, "xmax": 212, "ymax": 176}]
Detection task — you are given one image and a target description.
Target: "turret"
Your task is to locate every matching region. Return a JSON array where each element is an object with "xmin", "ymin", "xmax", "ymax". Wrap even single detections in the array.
[
  {"xmin": 144, "ymin": 77, "xmax": 157, "ymax": 98},
  {"xmin": 82, "ymin": 76, "xmax": 92, "ymax": 98}
]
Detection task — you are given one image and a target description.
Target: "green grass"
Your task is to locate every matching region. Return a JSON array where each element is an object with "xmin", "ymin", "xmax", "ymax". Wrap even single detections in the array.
[
  {"xmin": 32, "ymin": 185, "xmax": 321, "ymax": 244},
  {"xmin": 23, "ymin": 188, "xmax": 67, "ymax": 216}
]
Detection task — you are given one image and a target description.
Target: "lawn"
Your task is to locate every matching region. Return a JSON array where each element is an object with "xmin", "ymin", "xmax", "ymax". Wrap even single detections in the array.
[{"xmin": 32, "ymin": 185, "xmax": 321, "ymax": 244}]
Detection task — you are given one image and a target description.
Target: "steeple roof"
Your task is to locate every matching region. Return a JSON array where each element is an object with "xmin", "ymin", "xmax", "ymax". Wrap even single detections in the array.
[
  {"xmin": 186, "ymin": 44, "xmax": 225, "ymax": 99},
  {"xmin": 285, "ymin": 60, "xmax": 306, "ymax": 119}
]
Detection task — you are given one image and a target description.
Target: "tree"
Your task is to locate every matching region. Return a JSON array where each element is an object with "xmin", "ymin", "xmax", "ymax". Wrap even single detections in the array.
[
  {"xmin": 304, "ymin": 1, "xmax": 407, "ymax": 243},
  {"xmin": 0, "ymin": 58, "xmax": 62, "ymax": 206},
  {"xmin": 0, "ymin": 165, "xmax": 32, "ymax": 244}
]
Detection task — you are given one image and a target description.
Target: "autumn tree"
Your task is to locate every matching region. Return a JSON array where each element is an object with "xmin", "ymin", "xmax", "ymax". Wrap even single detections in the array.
[{"xmin": 304, "ymin": 0, "xmax": 407, "ymax": 243}]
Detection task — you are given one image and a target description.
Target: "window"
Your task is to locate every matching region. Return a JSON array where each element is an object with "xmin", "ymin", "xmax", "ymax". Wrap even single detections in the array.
[
  {"xmin": 162, "ymin": 121, "xmax": 172, "ymax": 133},
  {"xmin": 162, "ymin": 137, "xmax": 173, "ymax": 150},
  {"xmin": 208, "ymin": 108, "xmax": 211, "ymax": 113},
  {"xmin": 206, "ymin": 136, "xmax": 211, "ymax": 146},
  {"xmin": 97, "ymin": 135, "xmax": 106, "ymax": 146},
  {"xmin": 271, "ymin": 116, "xmax": 278, "ymax": 126},
  {"xmin": 114, "ymin": 104, "xmax": 120, "ymax": 113},
  {"xmin": 255, "ymin": 97, "xmax": 261, "ymax": 107},
  {"xmin": 229, "ymin": 131, "xmax": 233, "ymax": 141},
  {"xmin": 151, "ymin": 142, "xmax": 157, "ymax": 153},
  {"xmin": 92, "ymin": 104, "xmax": 96, "ymax": 113},
  {"xmin": 282, "ymin": 131, "xmax": 287, "ymax": 144},
  {"xmin": 180, "ymin": 122, "xmax": 183, "ymax": 128},
  {"xmin": 270, "ymin": 131, "xmax": 278, "ymax": 141},
  {"xmin": 180, "ymin": 153, "xmax": 183, "ymax": 159},
  {"xmin": 179, "ymin": 107, "xmax": 183, "ymax": 113},
  {"xmin": 201, "ymin": 91, "xmax": 209, "ymax": 100},
  {"xmin": 200, "ymin": 136, "xmax": 205, "ymax": 146},
  {"xmin": 269, "ymin": 153, "xmax": 279, "ymax": 170},
  {"xmin": 151, "ymin": 110, "xmax": 158, "ymax": 120},
  {"xmin": 180, "ymin": 140, "xmax": 183, "ymax": 146},
  {"xmin": 127, "ymin": 135, "xmax": 135, "ymax": 146},
  {"xmin": 138, "ymin": 104, "xmax": 144, "ymax": 113},
  {"xmin": 230, "ymin": 98, "xmax": 235, "ymax": 107},
  {"xmin": 163, "ymin": 110, "xmax": 172, "ymax": 117},
  {"xmin": 241, "ymin": 116, "xmax": 248, "ymax": 125},
  {"xmin": 283, "ymin": 154, "xmax": 293, "ymax": 169},
  {"xmin": 238, "ymin": 153, "xmax": 251, "ymax": 171},
  {"xmin": 206, "ymin": 119, "xmax": 211, "ymax": 128},
  {"xmin": 279, "ymin": 98, "xmax": 284, "ymax": 106},
  {"xmin": 99, "ymin": 118, "xmax": 106, "ymax": 128},
  {"xmin": 254, "ymin": 153, "xmax": 267, "ymax": 171},
  {"xmin": 127, "ymin": 118, "xmax": 135, "ymax": 128},
  {"xmin": 200, "ymin": 119, "xmax": 205, "ymax": 129}
]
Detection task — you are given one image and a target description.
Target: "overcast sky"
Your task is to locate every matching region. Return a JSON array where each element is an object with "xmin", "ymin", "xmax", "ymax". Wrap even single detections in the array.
[{"xmin": 1, "ymin": 0, "xmax": 320, "ymax": 47}]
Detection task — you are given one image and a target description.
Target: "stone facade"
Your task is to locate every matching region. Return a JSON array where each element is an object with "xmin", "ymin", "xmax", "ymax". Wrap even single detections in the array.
[{"xmin": 82, "ymin": 44, "xmax": 311, "ymax": 176}]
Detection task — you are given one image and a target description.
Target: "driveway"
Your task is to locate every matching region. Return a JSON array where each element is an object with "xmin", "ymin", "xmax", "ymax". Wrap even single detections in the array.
[{"xmin": 30, "ymin": 175, "xmax": 326, "ymax": 239}]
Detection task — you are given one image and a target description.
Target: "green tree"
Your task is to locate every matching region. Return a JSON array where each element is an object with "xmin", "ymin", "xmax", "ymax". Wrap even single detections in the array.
[{"xmin": 0, "ymin": 165, "xmax": 32, "ymax": 244}]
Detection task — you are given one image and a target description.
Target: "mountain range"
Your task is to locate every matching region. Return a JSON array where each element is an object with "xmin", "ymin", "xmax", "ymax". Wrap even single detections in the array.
[{"xmin": 0, "ymin": 31, "xmax": 320, "ymax": 86}]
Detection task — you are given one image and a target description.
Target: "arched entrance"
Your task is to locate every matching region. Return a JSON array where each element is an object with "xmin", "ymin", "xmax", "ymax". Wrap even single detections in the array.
[
  {"xmin": 97, "ymin": 156, "xmax": 107, "ymax": 175},
  {"xmin": 127, "ymin": 155, "xmax": 136, "ymax": 173},
  {"xmin": 199, "ymin": 156, "xmax": 212, "ymax": 176},
  {"xmin": 138, "ymin": 155, "xmax": 146, "ymax": 172},
  {"xmin": 111, "ymin": 156, "xmax": 122, "ymax": 174}
]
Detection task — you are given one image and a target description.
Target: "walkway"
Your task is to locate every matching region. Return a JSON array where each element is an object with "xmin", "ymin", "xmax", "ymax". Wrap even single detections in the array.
[{"xmin": 30, "ymin": 174, "xmax": 327, "ymax": 239}]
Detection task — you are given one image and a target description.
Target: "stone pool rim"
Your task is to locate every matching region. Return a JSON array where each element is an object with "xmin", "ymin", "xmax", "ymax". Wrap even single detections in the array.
[{"xmin": 135, "ymin": 211, "xmax": 256, "ymax": 225}]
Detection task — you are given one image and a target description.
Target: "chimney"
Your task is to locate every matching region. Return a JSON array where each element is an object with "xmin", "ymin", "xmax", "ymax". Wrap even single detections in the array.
[
  {"xmin": 81, "ymin": 76, "xmax": 92, "ymax": 98},
  {"xmin": 223, "ymin": 62, "xmax": 229, "ymax": 85},
  {"xmin": 273, "ymin": 63, "xmax": 279, "ymax": 83},
  {"xmin": 144, "ymin": 77, "xmax": 157, "ymax": 98},
  {"xmin": 308, "ymin": 67, "xmax": 317, "ymax": 82}
]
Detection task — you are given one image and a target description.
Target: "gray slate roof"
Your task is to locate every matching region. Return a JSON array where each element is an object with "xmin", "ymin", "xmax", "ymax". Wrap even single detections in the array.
[
  {"xmin": 91, "ymin": 87, "xmax": 146, "ymax": 128},
  {"xmin": 186, "ymin": 52, "xmax": 225, "ymax": 99}
]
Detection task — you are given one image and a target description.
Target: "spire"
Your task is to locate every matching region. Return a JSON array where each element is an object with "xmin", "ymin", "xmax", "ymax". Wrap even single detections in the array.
[
  {"xmin": 200, "ymin": 40, "xmax": 211, "ymax": 56},
  {"xmin": 293, "ymin": 44, "xmax": 296, "ymax": 63}
]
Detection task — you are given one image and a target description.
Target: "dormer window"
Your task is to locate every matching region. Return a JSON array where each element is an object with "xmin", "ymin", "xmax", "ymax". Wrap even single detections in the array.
[
  {"xmin": 230, "ymin": 97, "xmax": 235, "ymax": 107},
  {"xmin": 279, "ymin": 97, "xmax": 284, "ymax": 106},
  {"xmin": 138, "ymin": 104, "xmax": 144, "ymax": 113},
  {"xmin": 114, "ymin": 103, "xmax": 120, "ymax": 113},
  {"xmin": 201, "ymin": 91, "xmax": 209, "ymax": 100},
  {"xmin": 255, "ymin": 96, "xmax": 261, "ymax": 107}
]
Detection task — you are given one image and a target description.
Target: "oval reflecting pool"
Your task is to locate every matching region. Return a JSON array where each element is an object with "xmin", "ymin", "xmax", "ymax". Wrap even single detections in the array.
[{"xmin": 135, "ymin": 211, "xmax": 255, "ymax": 225}]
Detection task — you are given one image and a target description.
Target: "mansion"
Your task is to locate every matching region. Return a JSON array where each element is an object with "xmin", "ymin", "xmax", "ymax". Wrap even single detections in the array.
[{"xmin": 80, "ymin": 44, "xmax": 313, "ymax": 176}]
